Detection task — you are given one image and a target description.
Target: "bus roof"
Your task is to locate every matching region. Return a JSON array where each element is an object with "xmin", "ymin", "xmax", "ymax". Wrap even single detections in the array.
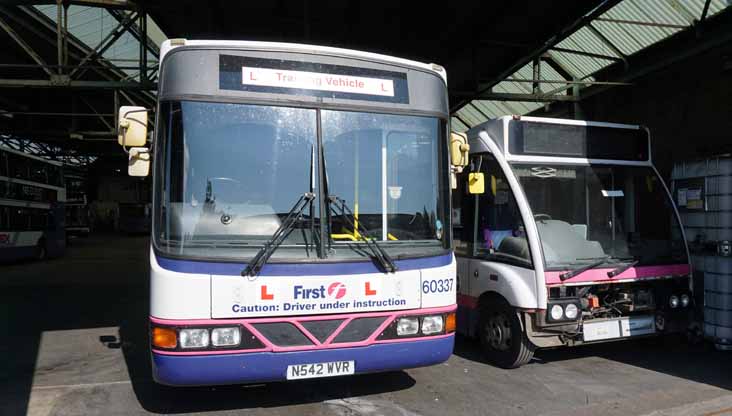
[
  {"xmin": 492, "ymin": 115, "xmax": 641, "ymax": 130},
  {"xmin": 0, "ymin": 145, "xmax": 64, "ymax": 166},
  {"xmin": 160, "ymin": 39, "xmax": 447, "ymax": 83}
]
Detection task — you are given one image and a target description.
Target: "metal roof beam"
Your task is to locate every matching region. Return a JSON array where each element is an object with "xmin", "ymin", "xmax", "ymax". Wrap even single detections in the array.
[
  {"xmin": 0, "ymin": 14, "xmax": 55, "ymax": 77},
  {"xmin": 541, "ymin": 54, "xmax": 575, "ymax": 81},
  {"xmin": 12, "ymin": 5, "xmax": 155, "ymax": 105},
  {"xmin": 107, "ymin": 9, "xmax": 160, "ymax": 58},
  {"xmin": 547, "ymin": 47, "xmax": 623, "ymax": 62},
  {"xmin": 69, "ymin": 11, "xmax": 139, "ymax": 79},
  {"xmin": 586, "ymin": 23, "xmax": 628, "ymax": 67},
  {"xmin": 504, "ymin": 78, "xmax": 630, "ymax": 86},
  {"xmin": 584, "ymin": 6, "xmax": 732, "ymax": 100},
  {"xmin": 452, "ymin": 113, "xmax": 472, "ymax": 129},
  {"xmin": 454, "ymin": 91, "xmax": 579, "ymax": 102},
  {"xmin": 699, "ymin": 0, "xmax": 712, "ymax": 22},
  {"xmin": 0, "ymin": 78, "xmax": 155, "ymax": 89},
  {"xmin": 594, "ymin": 17, "xmax": 688, "ymax": 29},
  {"xmin": 67, "ymin": 0, "xmax": 137, "ymax": 8},
  {"xmin": 451, "ymin": 0, "xmax": 624, "ymax": 112}
]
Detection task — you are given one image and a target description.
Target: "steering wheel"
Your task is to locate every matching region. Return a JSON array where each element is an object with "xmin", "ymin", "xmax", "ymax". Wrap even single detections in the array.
[{"xmin": 533, "ymin": 213, "xmax": 553, "ymax": 221}]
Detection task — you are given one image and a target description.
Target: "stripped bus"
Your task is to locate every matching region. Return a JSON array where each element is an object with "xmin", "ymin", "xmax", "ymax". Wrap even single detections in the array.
[
  {"xmin": 0, "ymin": 146, "xmax": 66, "ymax": 261},
  {"xmin": 116, "ymin": 39, "xmax": 463, "ymax": 386},
  {"xmin": 453, "ymin": 116, "xmax": 692, "ymax": 368}
]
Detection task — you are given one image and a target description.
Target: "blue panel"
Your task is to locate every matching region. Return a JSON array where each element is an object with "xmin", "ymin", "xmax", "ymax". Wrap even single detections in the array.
[
  {"xmin": 152, "ymin": 335, "xmax": 454, "ymax": 386},
  {"xmin": 155, "ymin": 252, "xmax": 452, "ymax": 276},
  {"xmin": 0, "ymin": 246, "xmax": 36, "ymax": 262}
]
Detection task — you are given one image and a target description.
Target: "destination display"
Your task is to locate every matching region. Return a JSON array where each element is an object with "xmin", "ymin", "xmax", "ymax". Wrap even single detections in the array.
[
  {"xmin": 219, "ymin": 54, "xmax": 409, "ymax": 103},
  {"xmin": 509, "ymin": 120, "xmax": 650, "ymax": 161}
]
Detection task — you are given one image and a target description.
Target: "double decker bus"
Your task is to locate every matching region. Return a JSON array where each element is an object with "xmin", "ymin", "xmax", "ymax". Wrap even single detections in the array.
[
  {"xmin": 116, "ymin": 39, "xmax": 461, "ymax": 386},
  {"xmin": 453, "ymin": 116, "xmax": 692, "ymax": 368},
  {"xmin": 0, "ymin": 146, "xmax": 66, "ymax": 261}
]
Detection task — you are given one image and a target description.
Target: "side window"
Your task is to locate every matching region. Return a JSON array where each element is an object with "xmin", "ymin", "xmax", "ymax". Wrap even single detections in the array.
[
  {"xmin": 452, "ymin": 169, "xmax": 474, "ymax": 257},
  {"xmin": 9, "ymin": 207, "xmax": 28, "ymax": 231},
  {"xmin": 473, "ymin": 153, "xmax": 532, "ymax": 266}
]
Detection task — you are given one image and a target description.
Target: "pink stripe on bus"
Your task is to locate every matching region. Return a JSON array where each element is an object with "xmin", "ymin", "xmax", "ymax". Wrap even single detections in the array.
[
  {"xmin": 545, "ymin": 263, "xmax": 690, "ymax": 286},
  {"xmin": 150, "ymin": 304, "xmax": 457, "ymax": 355}
]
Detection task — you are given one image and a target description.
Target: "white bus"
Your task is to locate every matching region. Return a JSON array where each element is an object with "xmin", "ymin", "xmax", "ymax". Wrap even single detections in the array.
[
  {"xmin": 116, "ymin": 39, "xmax": 465, "ymax": 386},
  {"xmin": 453, "ymin": 116, "xmax": 692, "ymax": 368},
  {"xmin": 0, "ymin": 146, "xmax": 66, "ymax": 261}
]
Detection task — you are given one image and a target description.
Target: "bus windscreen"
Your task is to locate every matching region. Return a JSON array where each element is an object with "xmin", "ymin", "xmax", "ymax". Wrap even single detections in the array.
[{"xmin": 509, "ymin": 121, "xmax": 649, "ymax": 161}]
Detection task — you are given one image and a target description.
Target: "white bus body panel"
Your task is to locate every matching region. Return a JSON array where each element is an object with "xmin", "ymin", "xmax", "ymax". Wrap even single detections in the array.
[
  {"xmin": 420, "ymin": 256, "xmax": 457, "ymax": 308},
  {"xmin": 150, "ymin": 248, "xmax": 211, "ymax": 319},
  {"xmin": 0, "ymin": 231, "xmax": 43, "ymax": 248},
  {"xmin": 469, "ymin": 130, "xmax": 547, "ymax": 309},
  {"xmin": 210, "ymin": 257, "xmax": 456, "ymax": 319},
  {"xmin": 151, "ymin": 247, "xmax": 455, "ymax": 320},
  {"xmin": 459, "ymin": 257, "xmax": 539, "ymax": 309}
]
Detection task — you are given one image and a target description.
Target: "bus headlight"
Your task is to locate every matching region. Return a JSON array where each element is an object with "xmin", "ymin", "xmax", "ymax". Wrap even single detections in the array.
[
  {"xmin": 564, "ymin": 303, "xmax": 579, "ymax": 320},
  {"xmin": 396, "ymin": 317, "xmax": 419, "ymax": 336},
  {"xmin": 680, "ymin": 294, "xmax": 690, "ymax": 308},
  {"xmin": 211, "ymin": 327, "xmax": 241, "ymax": 347},
  {"xmin": 669, "ymin": 295, "xmax": 680, "ymax": 309},
  {"xmin": 550, "ymin": 304, "xmax": 564, "ymax": 321},
  {"xmin": 179, "ymin": 328, "xmax": 210, "ymax": 348},
  {"xmin": 421, "ymin": 316, "xmax": 444, "ymax": 335}
]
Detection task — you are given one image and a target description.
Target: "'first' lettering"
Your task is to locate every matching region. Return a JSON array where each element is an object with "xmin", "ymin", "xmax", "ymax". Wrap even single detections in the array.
[{"xmin": 294, "ymin": 285, "xmax": 326, "ymax": 299}]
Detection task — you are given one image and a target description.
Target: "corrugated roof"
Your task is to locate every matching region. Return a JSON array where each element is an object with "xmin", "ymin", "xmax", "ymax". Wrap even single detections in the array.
[
  {"xmin": 452, "ymin": 0, "xmax": 731, "ymax": 132},
  {"xmin": 35, "ymin": 5, "xmax": 166, "ymax": 81}
]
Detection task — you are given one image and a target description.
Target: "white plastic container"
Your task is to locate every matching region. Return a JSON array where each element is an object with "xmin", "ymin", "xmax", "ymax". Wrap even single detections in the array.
[{"xmin": 672, "ymin": 157, "xmax": 732, "ymax": 349}]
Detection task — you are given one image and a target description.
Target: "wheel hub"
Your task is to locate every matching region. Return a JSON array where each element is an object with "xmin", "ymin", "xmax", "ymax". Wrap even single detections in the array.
[{"xmin": 486, "ymin": 312, "xmax": 512, "ymax": 351}]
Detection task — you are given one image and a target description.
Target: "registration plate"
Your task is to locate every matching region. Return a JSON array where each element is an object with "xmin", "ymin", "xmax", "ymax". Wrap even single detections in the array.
[
  {"xmin": 286, "ymin": 360, "xmax": 355, "ymax": 380},
  {"xmin": 582, "ymin": 315, "xmax": 655, "ymax": 342}
]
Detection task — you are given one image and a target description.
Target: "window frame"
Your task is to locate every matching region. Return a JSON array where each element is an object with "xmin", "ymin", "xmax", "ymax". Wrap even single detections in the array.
[{"xmin": 455, "ymin": 152, "xmax": 533, "ymax": 269}]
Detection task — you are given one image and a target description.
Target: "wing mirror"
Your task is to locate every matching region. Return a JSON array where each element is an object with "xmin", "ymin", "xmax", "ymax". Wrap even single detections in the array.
[
  {"xmin": 128, "ymin": 147, "xmax": 150, "ymax": 177},
  {"xmin": 117, "ymin": 106, "xmax": 148, "ymax": 148},
  {"xmin": 449, "ymin": 132, "xmax": 470, "ymax": 189},
  {"xmin": 468, "ymin": 172, "xmax": 485, "ymax": 194}
]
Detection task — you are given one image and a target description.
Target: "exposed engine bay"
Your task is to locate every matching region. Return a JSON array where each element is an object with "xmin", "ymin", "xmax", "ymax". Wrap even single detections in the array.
[{"xmin": 527, "ymin": 278, "xmax": 693, "ymax": 346}]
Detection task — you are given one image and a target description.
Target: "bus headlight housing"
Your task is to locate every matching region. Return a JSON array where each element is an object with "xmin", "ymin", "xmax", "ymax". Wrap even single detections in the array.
[
  {"xmin": 547, "ymin": 301, "xmax": 581, "ymax": 322},
  {"xmin": 211, "ymin": 327, "xmax": 241, "ymax": 347},
  {"xmin": 550, "ymin": 304, "xmax": 564, "ymax": 321},
  {"xmin": 680, "ymin": 294, "xmax": 690, "ymax": 308},
  {"xmin": 396, "ymin": 317, "xmax": 419, "ymax": 336},
  {"xmin": 179, "ymin": 328, "xmax": 210, "ymax": 349},
  {"xmin": 421, "ymin": 315, "xmax": 444, "ymax": 335},
  {"xmin": 669, "ymin": 295, "xmax": 679, "ymax": 309}
]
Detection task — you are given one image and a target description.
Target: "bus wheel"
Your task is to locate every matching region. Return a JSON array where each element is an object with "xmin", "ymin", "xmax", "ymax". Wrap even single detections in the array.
[
  {"xmin": 36, "ymin": 240, "xmax": 47, "ymax": 261},
  {"xmin": 478, "ymin": 301, "xmax": 535, "ymax": 369}
]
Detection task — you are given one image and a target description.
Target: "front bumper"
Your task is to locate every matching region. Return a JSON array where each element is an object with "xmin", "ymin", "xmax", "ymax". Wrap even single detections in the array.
[{"xmin": 152, "ymin": 335, "xmax": 454, "ymax": 386}]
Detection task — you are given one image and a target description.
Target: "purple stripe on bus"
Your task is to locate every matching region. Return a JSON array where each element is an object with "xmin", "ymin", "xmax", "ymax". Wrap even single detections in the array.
[
  {"xmin": 155, "ymin": 252, "xmax": 452, "ymax": 276},
  {"xmin": 152, "ymin": 335, "xmax": 454, "ymax": 386}
]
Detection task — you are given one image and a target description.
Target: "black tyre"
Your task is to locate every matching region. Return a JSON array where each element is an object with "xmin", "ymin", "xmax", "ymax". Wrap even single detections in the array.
[{"xmin": 478, "ymin": 300, "xmax": 535, "ymax": 369}]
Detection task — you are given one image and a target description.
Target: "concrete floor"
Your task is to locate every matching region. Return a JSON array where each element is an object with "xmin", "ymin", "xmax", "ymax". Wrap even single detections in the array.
[{"xmin": 1, "ymin": 235, "xmax": 731, "ymax": 416}]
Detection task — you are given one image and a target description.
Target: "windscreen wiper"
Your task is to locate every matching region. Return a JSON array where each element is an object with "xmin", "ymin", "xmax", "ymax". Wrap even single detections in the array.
[
  {"xmin": 327, "ymin": 195, "xmax": 397, "ymax": 273},
  {"xmin": 559, "ymin": 257, "xmax": 610, "ymax": 281},
  {"xmin": 607, "ymin": 258, "xmax": 639, "ymax": 277},
  {"xmin": 241, "ymin": 192, "xmax": 315, "ymax": 277}
]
